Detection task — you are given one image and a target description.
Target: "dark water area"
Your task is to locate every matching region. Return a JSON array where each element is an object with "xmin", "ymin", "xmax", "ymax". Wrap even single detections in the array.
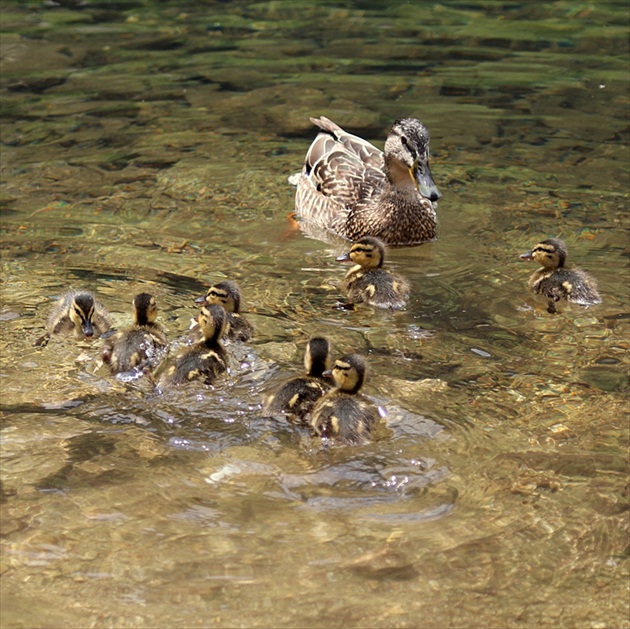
[{"xmin": 1, "ymin": 1, "xmax": 629, "ymax": 628}]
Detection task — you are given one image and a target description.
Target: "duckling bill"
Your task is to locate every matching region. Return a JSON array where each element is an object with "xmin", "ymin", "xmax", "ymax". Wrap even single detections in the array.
[
  {"xmin": 310, "ymin": 353, "xmax": 380, "ymax": 445},
  {"xmin": 337, "ymin": 236, "xmax": 410, "ymax": 310},
  {"xmin": 102, "ymin": 293, "xmax": 168, "ymax": 375},
  {"xmin": 263, "ymin": 337, "xmax": 333, "ymax": 422},
  {"xmin": 37, "ymin": 290, "xmax": 112, "ymax": 346},
  {"xmin": 519, "ymin": 238, "xmax": 601, "ymax": 314}
]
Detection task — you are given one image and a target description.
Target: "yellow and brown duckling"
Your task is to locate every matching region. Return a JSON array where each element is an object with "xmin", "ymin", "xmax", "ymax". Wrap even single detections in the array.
[
  {"xmin": 102, "ymin": 293, "xmax": 168, "ymax": 375},
  {"xmin": 337, "ymin": 236, "xmax": 410, "ymax": 310},
  {"xmin": 194, "ymin": 280, "xmax": 254, "ymax": 342},
  {"xmin": 37, "ymin": 290, "xmax": 112, "ymax": 345},
  {"xmin": 310, "ymin": 353, "xmax": 379, "ymax": 445},
  {"xmin": 519, "ymin": 238, "xmax": 602, "ymax": 314},
  {"xmin": 293, "ymin": 116, "xmax": 441, "ymax": 246},
  {"xmin": 160, "ymin": 304, "xmax": 228, "ymax": 386},
  {"xmin": 263, "ymin": 337, "xmax": 333, "ymax": 421}
]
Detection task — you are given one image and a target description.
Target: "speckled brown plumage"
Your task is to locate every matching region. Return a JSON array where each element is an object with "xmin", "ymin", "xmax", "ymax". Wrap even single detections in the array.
[{"xmin": 294, "ymin": 116, "xmax": 440, "ymax": 247}]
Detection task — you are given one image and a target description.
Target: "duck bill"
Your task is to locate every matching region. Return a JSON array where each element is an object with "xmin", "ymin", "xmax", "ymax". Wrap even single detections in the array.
[
  {"xmin": 519, "ymin": 251, "xmax": 534, "ymax": 261},
  {"xmin": 81, "ymin": 319, "xmax": 94, "ymax": 337},
  {"xmin": 336, "ymin": 252, "xmax": 352, "ymax": 263},
  {"xmin": 414, "ymin": 162, "xmax": 441, "ymax": 202},
  {"xmin": 194, "ymin": 294, "xmax": 208, "ymax": 305}
]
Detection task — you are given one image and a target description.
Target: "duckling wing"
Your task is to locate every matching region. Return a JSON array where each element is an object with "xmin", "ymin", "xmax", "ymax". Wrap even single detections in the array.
[
  {"xmin": 264, "ymin": 377, "xmax": 329, "ymax": 419},
  {"xmin": 304, "ymin": 119, "xmax": 386, "ymax": 207},
  {"xmin": 347, "ymin": 270, "xmax": 410, "ymax": 310},
  {"xmin": 563, "ymin": 270, "xmax": 602, "ymax": 306},
  {"xmin": 311, "ymin": 394, "xmax": 378, "ymax": 444}
]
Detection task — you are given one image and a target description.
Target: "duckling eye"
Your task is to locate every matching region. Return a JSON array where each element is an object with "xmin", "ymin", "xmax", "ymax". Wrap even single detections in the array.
[{"xmin": 401, "ymin": 136, "xmax": 409, "ymax": 147}]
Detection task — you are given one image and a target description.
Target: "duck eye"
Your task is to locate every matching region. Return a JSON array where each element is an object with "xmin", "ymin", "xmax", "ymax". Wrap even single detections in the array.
[{"xmin": 401, "ymin": 136, "xmax": 409, "ymax": 147}]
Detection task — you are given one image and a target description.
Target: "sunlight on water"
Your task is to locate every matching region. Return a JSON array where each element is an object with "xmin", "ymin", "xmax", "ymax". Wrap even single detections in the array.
[{"xmin": 1, "ymin": 1, "xmax": 628, "ymax": 627}]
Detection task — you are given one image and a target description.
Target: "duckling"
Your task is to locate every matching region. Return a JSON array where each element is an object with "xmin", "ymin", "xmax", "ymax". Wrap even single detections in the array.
[
  {"xmin": 293, "ymin": 116, "xmax": 441, "ymax": 246},
  {"xmin": 102, "ymin": 293, "xmax": 168, "ymax": 374},
  {"xmin": 194, "ymin": 280, "xmax": 254, "ymax": 342},
  {"xmin": 37, "ymin": 290, "xmax": 112, "ymax": 345},
  {"xmin": 519, "ymin": 238, "xmax": 602, "ymax": 314},
  {"xmin": 263, "ymin": 337, "xmax": 333, "ymax": 421},
  {"xmin": 337, "ymin": 236, "xmax": 410, "ymax": 309},
  {"xmin": 160, "ymin": 304, "xmax": 228, "ymax": 386},
  {"xmin": 310, "ymin": 353, "xmax": 379, "ymax": 445}
]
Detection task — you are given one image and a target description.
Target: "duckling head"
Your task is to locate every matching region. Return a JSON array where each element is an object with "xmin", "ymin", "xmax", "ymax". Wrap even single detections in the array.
[
  {"xmin": 520, "ymin": 238, "xmax": 567, "ymax": 270},
  {"xmin": 197, "ymin": 304, "xmax": 227, "ymax": 343},
  {"xmin": 132, "ymin": 292, "xmax": 158, "ymax": 326},
  {"xmin": 324, "ymin": 353, "xmax": 367, "ymax": 394},
  {"xmin": 304, "ymin": 337, "xmax": 332, "ymax": 378},
  {"xmin": 70, "ymin": 292, "xmax": 96, "ymax": 337},
  {"xmin": 384, "ymin": 118, "xmax": 441, "ymax": 202},
  {"xmin": 195, "ymin": 280, "xmax": 242, "ymax": 313},
  {"xmin": 337, "ymin": 237, "xmax": 386, "ymax": 269}
]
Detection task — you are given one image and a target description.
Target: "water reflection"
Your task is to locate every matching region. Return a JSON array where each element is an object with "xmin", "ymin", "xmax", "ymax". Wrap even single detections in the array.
[{"xmin": 1, "ymin": 1, "xmax": 628, "ymax": 627}]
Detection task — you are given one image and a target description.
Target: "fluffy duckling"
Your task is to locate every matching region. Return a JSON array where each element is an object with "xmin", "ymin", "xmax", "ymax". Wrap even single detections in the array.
[
  {"xmin": 310, "ymin": 353, "xmax": 379, "ymax": 445},
  {"xmin": 160, "ymin": 304, "xmax": 228, "ymax": 386},
  {"xmin": 37, "ymin": 290, "xmax": 112, "ymax": 345},
  {"xmin": 519, "ymin": 238, "xmax": 602, "ymax": 314},
  {"xmin": 102, "ymin": 293, "xmax": 168, "ymax": 374},
  {"xmin": 337, "ymin": 236, "xmax": 410, "ymax": 309},
  {"xmin": 263, "ymin": 337, "xmax": 333, "ymax": 421},
  {"xmin": 194, "ymin": 280, "xmax": 254, "ymax": 342}
]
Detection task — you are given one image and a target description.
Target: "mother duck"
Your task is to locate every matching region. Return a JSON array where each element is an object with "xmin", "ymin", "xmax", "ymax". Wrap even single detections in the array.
[{"xmin": 293, "ymin": 116, "xmax": 441, "ymax": 247}]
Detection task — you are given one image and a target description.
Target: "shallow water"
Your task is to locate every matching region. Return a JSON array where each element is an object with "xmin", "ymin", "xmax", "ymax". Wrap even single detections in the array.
[{"xmin": 1, "ymin": 1, "xmax": 629, "ymax": 628}]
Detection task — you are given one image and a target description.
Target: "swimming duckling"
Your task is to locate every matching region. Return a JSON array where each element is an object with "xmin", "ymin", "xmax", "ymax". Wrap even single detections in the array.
[
  {"xmin": 293, "ymin": 116, "xmax": 441, "ymax": 246},
  {"xmin": 263, "ymin": 337, "xmax": 333, "ymax": 421},
  {"xmin": 160, "ymin": 304, "xmax": 228, "ymax": 386},
  {"xmin": 102, "ymin": 293, "xmax": 168, "ymax": 374},
  {"xmin": 519, "ymin": 238, "xmax": 602, "ymax": 314},
  {"xmin": 310, "ymin": 353, "xmax": 379, "ymax": 445},
  {"xmin": 194, "ymin": 280, "xmax": 254, "ymax": 342},
  {"xmin": 37, "ymin": 290, "xmax": 112, "ymax": 345},
  {"xmin": 337, "ymin": 236, "xmax": 410, "ymax": 309}
]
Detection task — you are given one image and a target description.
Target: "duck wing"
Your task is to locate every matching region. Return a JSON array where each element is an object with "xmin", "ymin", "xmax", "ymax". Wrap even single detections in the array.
[{"xmin": 302, "ymin": 118, "xmax": 386, "ymax": 209}]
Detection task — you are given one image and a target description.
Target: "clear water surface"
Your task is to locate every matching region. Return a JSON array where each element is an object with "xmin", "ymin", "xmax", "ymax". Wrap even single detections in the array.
[{"xmin": 1, "ymin": 1, "xmax": 628, "ymax": 627}]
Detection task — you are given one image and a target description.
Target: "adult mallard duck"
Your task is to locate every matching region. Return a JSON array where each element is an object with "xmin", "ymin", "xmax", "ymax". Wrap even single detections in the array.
[
  {"xmin": 102, "ymin": 293, "xmax": 168, "ymax": 375},
  {"xmin": 263, "ymin": 337, "xmax": 333, "ymax": 421},
  {"xmin": 310, "ymin": 353, "xmax": 380, "ymax": 445},
  {"xmin": 293, "ymin": 116, "xmax": 441, "ymax": 247},
  {"xmin": 37, "ymin": 290, "xmax": 112, "ymax": 345},
  {"xmin": 194, "ymin": 280, "xmax": 254, "ymax": 342},
  {"xmin": 160, "ymin": 304, "xmax": 228, "ymax": 386},
  {"xmin": 519, "ymin": 238, "xmax": 602, "ymax": 314},
  {"xmin": 337, "ymin": 236, "xmax": 410, "ymax": 309}
]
